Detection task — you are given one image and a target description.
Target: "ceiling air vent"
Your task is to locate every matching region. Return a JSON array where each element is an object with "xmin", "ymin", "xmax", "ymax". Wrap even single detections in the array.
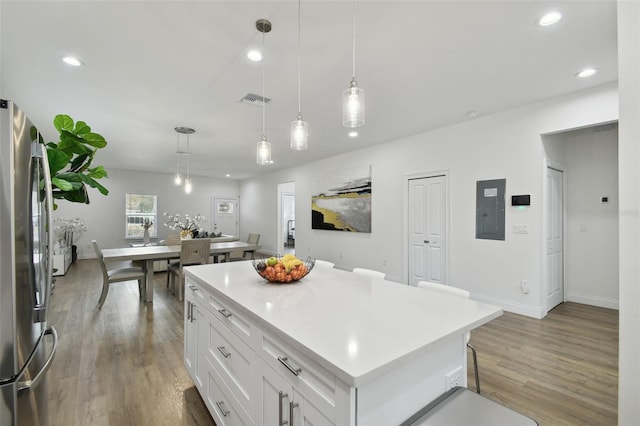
[{"xmin": 240, "ymin": 93, "xmax": 271, "ymax": 106}]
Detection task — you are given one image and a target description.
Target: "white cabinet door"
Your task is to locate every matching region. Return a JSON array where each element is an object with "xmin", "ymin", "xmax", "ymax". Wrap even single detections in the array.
[
  {"xmin": 262, "ymin": 361, "xmax": 294, "ymax": 426},
  {"xmin": 261, "ymin": 361, "xmax": 337, "ymax": 426},
  {"xmin": 184, "ymin": 284, "xmax": 204, "ymax": 390}
]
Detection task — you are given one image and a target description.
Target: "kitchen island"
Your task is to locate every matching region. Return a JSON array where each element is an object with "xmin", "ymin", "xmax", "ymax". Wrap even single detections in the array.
[{"xmin": 184, "ymin": 261, "xmax": 502, "ymax": 426}]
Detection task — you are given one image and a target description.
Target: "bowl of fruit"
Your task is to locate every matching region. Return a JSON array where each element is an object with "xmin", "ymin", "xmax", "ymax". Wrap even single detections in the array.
[{"xmin": 252, "ymin": 255, "xmax": 315, "ymax": 283}]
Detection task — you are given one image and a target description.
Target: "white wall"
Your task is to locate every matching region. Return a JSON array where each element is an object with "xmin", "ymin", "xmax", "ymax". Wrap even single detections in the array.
[
  {"xmin": 240, "ymin": 83, "xmax": 618, "ymax": 319},
  {"xmin": 53, "ymin": 168, "xmax": 239, "ymax": 259},
  {"xmin": 617, "ymin": 0, "xmax": 640, "ymax": 422},
  {"xmin": 564, "ymin": 126, "xmax": 619, "ymax": 309}
]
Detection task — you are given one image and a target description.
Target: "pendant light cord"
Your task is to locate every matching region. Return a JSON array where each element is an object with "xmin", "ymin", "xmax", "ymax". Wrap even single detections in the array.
[
  {"xmin": 297, "ymin": 0, "xmax": 302, "ymax": 114},
  {"xmin": 352, "ymin": 0, "xmax": 356, "ymax": 79},
  {"xmin": 176, "ymin": 132, "xmax": 180, "ymax": 171},
  {"xmin": 262, "ymin": 30, "xmax": 266, "ymax": 138},
  {"xmin": 186, "ymin": 132, "xmax": 190, "ymax": 179}
]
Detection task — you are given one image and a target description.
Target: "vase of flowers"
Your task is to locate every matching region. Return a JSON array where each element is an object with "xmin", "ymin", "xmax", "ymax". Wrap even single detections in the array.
[
  {"xmin": 163, "ymin": 213, "xmax": 205, "ymax": 239},
  {"xmin": 142, "ymin": 218, "xmax": 153, "ymax": 245},
  {"xmin": 53, "ymin": 217, "xmax": 87, "ymax": 261}
]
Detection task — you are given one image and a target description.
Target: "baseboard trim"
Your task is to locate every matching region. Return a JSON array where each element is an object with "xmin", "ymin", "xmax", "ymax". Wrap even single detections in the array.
[
  {"xmin": 471, "ymin": 294, "xmax": 545, "ymax": 319},
  {"xmin": 567, "ymin": 292, "xmax": 619, "ymax": 310}
]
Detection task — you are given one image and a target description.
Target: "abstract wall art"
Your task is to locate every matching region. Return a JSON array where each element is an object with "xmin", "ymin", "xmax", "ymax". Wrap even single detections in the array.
[{"xmin": 311, "ymin": 165, "xmax": 371, "ymax": 232}]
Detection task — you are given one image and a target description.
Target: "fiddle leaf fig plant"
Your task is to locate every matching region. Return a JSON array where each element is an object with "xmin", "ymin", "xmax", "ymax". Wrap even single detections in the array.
[{"xmin": 46, "ymin": 114, "xmax": 109, "ymax": 209}]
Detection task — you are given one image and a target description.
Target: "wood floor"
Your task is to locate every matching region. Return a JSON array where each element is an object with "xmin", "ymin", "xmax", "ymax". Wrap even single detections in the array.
[{"xmin": 48, "ymin": 260, "xmax": 618, "ymax": 426}]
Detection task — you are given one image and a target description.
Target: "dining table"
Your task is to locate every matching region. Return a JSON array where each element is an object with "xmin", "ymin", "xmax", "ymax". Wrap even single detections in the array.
[{"xmin": 101, "ymin": 240, "xmax": 261, "ymax": 302}]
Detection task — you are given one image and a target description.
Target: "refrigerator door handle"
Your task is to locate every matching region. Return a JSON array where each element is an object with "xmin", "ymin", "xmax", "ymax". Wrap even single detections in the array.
[
  {"xmin": 31, "ymin": 142, "xmax": 54, "ymax": 322},
  {"xmin": 17, "ymin": 326, "xmax": 58, "ymax": 394},
  {"xmin": 41, "ymin": 142, "xmax": 54, "ymax": 307}
]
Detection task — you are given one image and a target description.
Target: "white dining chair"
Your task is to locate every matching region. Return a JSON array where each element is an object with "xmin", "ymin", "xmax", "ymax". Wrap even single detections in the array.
[
  {"xmin": 314, "ymin": 259, "xmax": 335, "ymax": 269},
  {"xmin": 93, "ymin": 240, "xmax": 146, "ymax": 309},
  {"xmin": 416, "ymin": 280, "xmax": 481, "ymax": 393},
  {"xmin": 352, "ymin": 267, "xmax": 386, "ymax": 279}
]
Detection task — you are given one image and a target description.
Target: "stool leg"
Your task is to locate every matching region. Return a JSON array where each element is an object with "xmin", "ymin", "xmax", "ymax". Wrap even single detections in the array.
[{"xmin": 467, "ymin": 343, "xmax": 480, "ymax": 393}]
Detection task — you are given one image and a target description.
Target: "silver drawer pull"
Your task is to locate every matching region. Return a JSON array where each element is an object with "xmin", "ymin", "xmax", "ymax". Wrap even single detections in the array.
[
  {"xmin": 218, "ymin": 308, "xmax": 232, "ymax": 318},
  {"xmin": 215, "ymin": 401, "xmax": 230, "ymax": 417},
  {"xmin": 279, "ymin": 391, "xmax": 289, "ymax": 426},
  {"xmin": 217, "ymin": 346, "xmax": 231, "ymax": 358},
  {"xmin": 277, "ymin": 356, "xmax": 302, "ymax": 376},
  {"xmin": 290, "ymin": 401, "xmax": 299, "ymax": 425}
]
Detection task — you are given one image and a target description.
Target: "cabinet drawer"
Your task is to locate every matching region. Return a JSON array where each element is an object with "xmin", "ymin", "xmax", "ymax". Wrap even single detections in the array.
[
  {"xmin": 204, "ymin": 356, "xmax": 252, "ymax": 426},
  {"xmin": 206, "ymin": 291, "xmax": 261, "ymax": 352},
  {"xmin": 262, "ymin": 330, "xmax": 337, "ymax": 422},
  {"xmin": 203, "ymin": 309, "xmax": 259, "ymax": 423},
  {"xmin": 185, "ymin": 281, "xmax": 206, "ymax": 304}
]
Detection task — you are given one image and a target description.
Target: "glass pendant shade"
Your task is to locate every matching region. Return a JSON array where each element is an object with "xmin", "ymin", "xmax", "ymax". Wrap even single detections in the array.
[
  {"xmin": 256, "ymin": 136, "xmax": 272, "ymax": 165},
  {"xmin": 290, "ymin": 115, "xmax": 308, "ymax": 150},
  {"xmin": 174, "ymin": 172, "xmax": 182, "ymax": 186},
  {"xmin": 342, "ymin": 78, "xmax": 365, "ymax": 128},
  {"xmin": 184, "ymin": 177, "xmax": 193, "ymax": 194}
]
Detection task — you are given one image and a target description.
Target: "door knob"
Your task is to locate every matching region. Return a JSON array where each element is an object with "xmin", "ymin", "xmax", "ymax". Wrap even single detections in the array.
[{"xmin": 424, "ymin": 240, "xmax": 430, "ymax": 244}]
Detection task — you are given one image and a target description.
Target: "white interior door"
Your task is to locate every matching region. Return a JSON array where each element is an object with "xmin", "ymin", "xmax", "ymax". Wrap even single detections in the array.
[
  {"xmin": 212, "ymin": 197, "xmax": 239, "ymax": 237},
  {"xmin": 408, "ymin": 175, "xmax": 446, "ymax": 285},
  {"xmin": 546, "ymin": 167, "xmax": 564, "ymax": 311}
]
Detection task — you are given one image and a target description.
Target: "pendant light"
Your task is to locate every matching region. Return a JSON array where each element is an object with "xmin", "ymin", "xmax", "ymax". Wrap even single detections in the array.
[
  {"xmin": 290, "ymin": 0, "xmax": 308, "ymax": 150},
  {"xmin": 175, "ymin": 127, "xmax": 195, "ymax": 194},
  {"xmin": 342, "ymin": 0, "xmax": 365, "ymax": 128},
  {"xmin": 256, "ymin": 19, "xmax": 273, "ymax": 165}
]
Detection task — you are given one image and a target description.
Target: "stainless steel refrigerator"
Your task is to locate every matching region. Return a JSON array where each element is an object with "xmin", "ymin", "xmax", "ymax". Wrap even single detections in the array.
[{"xmin": 0, "ymin": 100, "xmax": 58, "ymax": 425}]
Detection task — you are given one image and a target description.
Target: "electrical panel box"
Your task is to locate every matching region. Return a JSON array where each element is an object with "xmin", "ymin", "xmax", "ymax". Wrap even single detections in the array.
[{"xmin": 476, "ymin": 179, "xmax": 506, "ymax": 240}]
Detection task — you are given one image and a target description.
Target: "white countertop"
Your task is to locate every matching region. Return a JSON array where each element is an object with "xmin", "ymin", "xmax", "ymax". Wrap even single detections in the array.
[{"xmin": 185, "ymin": 261, "xmax": 502, "ymax": 387}]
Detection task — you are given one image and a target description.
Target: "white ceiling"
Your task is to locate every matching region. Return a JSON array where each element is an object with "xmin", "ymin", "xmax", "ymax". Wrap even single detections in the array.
[{"xmin": 1, "ymin": 1, "xmax": 617, "ymax": 180}]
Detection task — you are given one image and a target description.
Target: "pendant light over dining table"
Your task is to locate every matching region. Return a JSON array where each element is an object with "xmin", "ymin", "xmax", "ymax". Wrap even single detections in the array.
[
  {"xmin": 290, "ymin": 0, "xmax": 308, "ymax": 150},
  {"xmin": 174, "ymin": 126, "xmax": 195, "ymax": 194},
  {"xmin": 342, "ymin": 0, "xmax": 364, "ymax": 128},
  {"xmin": 256, "ymin": 19, "xmax": 273, "ymax": 165}
]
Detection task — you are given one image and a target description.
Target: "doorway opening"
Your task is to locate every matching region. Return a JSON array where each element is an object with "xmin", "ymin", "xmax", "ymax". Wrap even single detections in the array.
[
  {"xmin": 277, "ymin": 182, "xmax": 295, "ymax": 256},
  {"xmin": 542, "ymin": 122, "xmax": 619, "ymax": 314}
]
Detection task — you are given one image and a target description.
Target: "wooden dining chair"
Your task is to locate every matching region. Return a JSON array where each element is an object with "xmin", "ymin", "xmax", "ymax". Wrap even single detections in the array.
[
  {"xmin": 168, "ymin": 238, "xmax": 211, "ymax": 301},
  {"xmin": 416, "ymin": 280, "xmax": 481, "ymax": 393},
  {"xmin": 165, "ymin": 233, "xmax": 182, "ymax": 288},
  {"xmin": 93, "ymin": 240, "xmax": 146, "ymax": 309},
  {"xmin": 228, "ymin": 233, "xmax": 261, "ymax": 261}
]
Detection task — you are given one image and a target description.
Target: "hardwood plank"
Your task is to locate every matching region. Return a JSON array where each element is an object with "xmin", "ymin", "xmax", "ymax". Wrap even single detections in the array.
[
  {"xmin": 49, "ymin": 260, "xmax": 618, "ymax": 425},
  {"xmin": 468, "ymin": 303, "xmax": 618, "ymax": 426},
  {"xmin": 48, "ymin": 260, "xmax": 214, "ymax": 426}
]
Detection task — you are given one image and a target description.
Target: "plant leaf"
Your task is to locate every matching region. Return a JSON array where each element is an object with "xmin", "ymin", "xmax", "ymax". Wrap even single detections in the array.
[
  {"xmin": 58, "ymin": 135, "xmax": 93, "ymax": 155},
  {"xmin": 61, "ymin": 187, "xmax": 89, "ymax": 204},
  {"xmin": 51, "ymin": 177, "xmax": 74, "ymax": 191},
  {"xmin": 69, "ymin": 153, "xmax": 89, "ymax": 172},
  {"xmin": 87, "ymin": 165, "xmax": 108, "ymax": 179},
  {"xmin": 75, "ymin": 121, "xmax": 91, "ymax": 134},
  {"xmin": 80, "ymin": 132, "xmax": 107, "ymax": 148},
  {"xmin": 53, "ymin": 115, "xmax": 74, "ymax": 133},
  {"xmin": 80, "ymin": 175, "xmax": 109, "ymax": 195},
  {"xmin": 46, "ymin": 147, "xmax": 71, "ymax": 175}
]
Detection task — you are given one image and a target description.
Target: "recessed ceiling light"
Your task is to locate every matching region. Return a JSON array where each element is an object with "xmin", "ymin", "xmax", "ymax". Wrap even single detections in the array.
[
  {"xmin": 62, "ymin": 56, "xmax": 84, "ymax": 66},
  {"xmin": 465, "ymin": 110, "xmax": 478, "ymax": 119},
  {"xmin": 349, "ymin": 131, "xmax": 358, "ymax": 138},
  {"xmin": 247, "ymin": 50, "xmax": 262, "ymax": 62},
  {"xmin": 538, "ymin": 11, "xmax": 562, "ymax": 26},
  {"xmin": 225, "ymin": 174, "xmax": 231, "ymax": 177},
  {"xmin": 576, "ymin": 67, "xmax": 597, "ymax": 78}
]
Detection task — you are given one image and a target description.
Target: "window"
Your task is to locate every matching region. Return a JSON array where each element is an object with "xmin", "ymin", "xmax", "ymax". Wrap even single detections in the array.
[{"xmin": 125, "ymin": 194, "xmax": 157, "ymax": 238}]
